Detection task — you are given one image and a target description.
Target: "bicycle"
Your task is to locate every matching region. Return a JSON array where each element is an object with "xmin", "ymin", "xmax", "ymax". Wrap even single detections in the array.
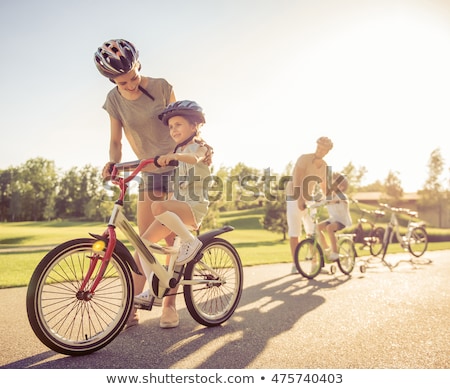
[
  {"xmin": 377, "ymin": 203, "xmax": 430, "ymax": 270},
  {"xmin": 293, "ymin": 201, "xmax": 358, "ymax": 279},
  {"xmin": 26, "ymin": 157, "xmax": 243, "ymax": 356},
  {"xmin": 351, "ymin": 199, "xmax": 385, "ymax": 257}
]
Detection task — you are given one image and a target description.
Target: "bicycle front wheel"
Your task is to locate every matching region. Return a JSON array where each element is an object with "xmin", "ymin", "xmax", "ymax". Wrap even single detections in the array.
[
  {"xmin": 183, "ymin": 238, "xmax": 243, "ymax": 327},
  {"xmin": 294, "ymin": 238, "xmax": 323, "ymax": 279},
  {"xmin": 369, "ymin": 227, "xmax": 385, "ymax": 257},
  {"xmin": 26, "ymin": 238, "xmax": 134, "ymax": 356},
  {"xmin": 337, "ymin": 238, "xmax": 356, "ymax": 275},
  {"xmin": 407, "ymin": 227, "xmax": 428, "ymax": 257}
]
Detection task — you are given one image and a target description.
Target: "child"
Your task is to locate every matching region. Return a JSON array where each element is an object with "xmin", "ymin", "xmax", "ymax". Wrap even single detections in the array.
[
  {"xmin": 318, "ymin": 172, "xmax": 353, "ymax": 261},
  {"xmin": 135, "ymin": 100, "xmax": 213, "ymax": 328}
]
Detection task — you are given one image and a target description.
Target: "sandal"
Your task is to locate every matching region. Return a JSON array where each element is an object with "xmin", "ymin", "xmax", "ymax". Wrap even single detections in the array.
[{"xmin": 160, "ymin": 306, "xmax": 179, "ymax": 329}]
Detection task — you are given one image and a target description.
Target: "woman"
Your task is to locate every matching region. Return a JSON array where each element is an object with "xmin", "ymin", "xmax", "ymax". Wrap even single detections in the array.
[{"xmin": 94, "ymin": 39, "xmax": 176, "ymax": 328}]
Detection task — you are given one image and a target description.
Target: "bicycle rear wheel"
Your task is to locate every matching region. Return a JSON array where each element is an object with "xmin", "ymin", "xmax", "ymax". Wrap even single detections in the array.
[
  {"xmin": 183, "ymin": 238, "xmax": 243, "ymax": 327},
  {"xmin": 337, "ymin": 238, "xmax": 356, "ymax": 275},
  {"xmin": 294, "ymin": 238, "xmax": 323, "ymax": 279},
  {"xmin": 26, "ymin": 238, "xmax": 134, "ymax": 356},
  {"xmin": 369, "ymin": 227, "xmax": 385, "ymax": 257},
  {"xmin": 407, "ymin": 226, "xmax": 428, "ymax": 257}
]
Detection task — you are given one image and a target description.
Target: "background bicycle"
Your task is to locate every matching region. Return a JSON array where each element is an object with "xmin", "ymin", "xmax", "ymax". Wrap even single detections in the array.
[
  {"xmin": 26, "ymin": 158, "xmax": 243, "ymax": 356},
  {"xmin": 351, "ymin": 199, "xmax": 385, "ymax": 257},
  {"xmin": 375, "ymin": 203, "xmax": 430, "ymax": 270}
]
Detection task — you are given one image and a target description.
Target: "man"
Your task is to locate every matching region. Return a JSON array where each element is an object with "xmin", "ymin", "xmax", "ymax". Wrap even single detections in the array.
[{"xmin": 286, "ymin": 137, "xmax": 334, "ymax": 273}]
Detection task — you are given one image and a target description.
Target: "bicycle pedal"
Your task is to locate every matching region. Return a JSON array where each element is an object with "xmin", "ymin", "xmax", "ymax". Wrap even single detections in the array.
[
  {"xmin": 134, "ymin": 302, "xmax": 153, "ymax": 311},
  {"xmin": 134, "ymin": 295, "xmax": 163, "ymax": 311}
]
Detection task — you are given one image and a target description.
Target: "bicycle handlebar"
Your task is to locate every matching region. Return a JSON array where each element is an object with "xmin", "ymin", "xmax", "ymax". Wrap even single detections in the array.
[
  {"xmin": 350, "ymin": 198, "xmax": 385, "ymax": 217},
  {"xmin": 379, "ymin": 203, "xmax": 418, "ymax": 218},
  {"xmin": 110, "ymin": 157, "xmax": 179, "ymax": 185},
  {"xmin": 307, "ymin": 200, "xmax": 333, "ymax": 209}
]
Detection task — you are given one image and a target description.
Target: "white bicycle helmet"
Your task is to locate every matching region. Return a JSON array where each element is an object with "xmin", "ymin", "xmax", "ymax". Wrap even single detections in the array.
[
  {"xmin": 158, "ymin": 100, "xmax": 206, "ymax": 126},
  {"xmin": 316, "ymin": 136, "xmax": 333, "ymax": 150},
  {"xmin": 94, "ymin": 39, "xmax": 139, "ymax": 78}
]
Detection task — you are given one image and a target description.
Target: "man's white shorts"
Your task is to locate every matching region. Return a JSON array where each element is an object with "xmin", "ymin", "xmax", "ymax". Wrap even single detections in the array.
[{"xmin": 286, "ymin": 200, "xmax": 314, "ymax": 237}]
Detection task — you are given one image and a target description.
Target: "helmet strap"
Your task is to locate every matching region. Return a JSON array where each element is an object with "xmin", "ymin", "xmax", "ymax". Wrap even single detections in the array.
[
  {"xmin": 174, "ymin": 133, "xmax": 196, "ymax": 152},
  {"xmin": 138, "ymin": 85, "xmax": 155, "ymax": 101}
]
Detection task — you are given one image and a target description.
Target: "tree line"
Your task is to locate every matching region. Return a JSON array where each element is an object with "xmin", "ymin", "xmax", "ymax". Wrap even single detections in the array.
[
  {"xmin": 0, "ymin": 149, "xmax": 448, "ymax": 229},
  {"xmin": 0, "ymin": 157, "xmax": 133, "ymax": 223}
]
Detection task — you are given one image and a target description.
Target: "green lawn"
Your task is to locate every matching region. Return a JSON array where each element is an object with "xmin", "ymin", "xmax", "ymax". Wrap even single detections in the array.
[{"xmin": 1, "ymin": 208, "xmax": 448, "ymax": 288}]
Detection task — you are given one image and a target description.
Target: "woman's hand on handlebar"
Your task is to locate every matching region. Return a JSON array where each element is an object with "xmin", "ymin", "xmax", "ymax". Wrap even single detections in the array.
[{"xmin": 102, "ymin": 162, "xmax": 116, "ymax": 180}]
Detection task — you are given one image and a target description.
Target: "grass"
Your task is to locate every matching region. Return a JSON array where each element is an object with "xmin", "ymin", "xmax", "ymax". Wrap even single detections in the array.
[{"xmin": 1, "ymin": 208, "xmax": 449, "ymax": 288}]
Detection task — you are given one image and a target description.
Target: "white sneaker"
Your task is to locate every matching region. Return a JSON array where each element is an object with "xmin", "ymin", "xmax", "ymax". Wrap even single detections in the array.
[
  {"xmin": 176, "ymin": 238, "xmax": 202, "ymax": 265},
  {"xmin": 330, "ymin": 252, "xmax": 339, "ymax": 262},
  {"xmin": 134, "ymin": 289, "xmax": 162, "ymax": 307}
]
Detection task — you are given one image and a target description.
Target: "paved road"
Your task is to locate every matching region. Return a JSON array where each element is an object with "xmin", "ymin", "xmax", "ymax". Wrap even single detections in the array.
[{"xmin": 1, "ymin": 250, "xmax": 449, "ymax": 369}]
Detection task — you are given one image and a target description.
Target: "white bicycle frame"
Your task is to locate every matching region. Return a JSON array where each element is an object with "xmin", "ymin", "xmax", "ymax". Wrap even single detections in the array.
[
  {"xmin": 107, "ymin": 203, "xmax": 225, "ymax": 295},
  {"xmin": 94, "ymin": 158, "xmax": 225, "ymax": 299},
  {"xmin": 382, "ymin": 207, "xmax": 425, "ymax": 248},
  {"xmin": 108, "ymin": 204, "xmax": 176, "ymax": 291}
]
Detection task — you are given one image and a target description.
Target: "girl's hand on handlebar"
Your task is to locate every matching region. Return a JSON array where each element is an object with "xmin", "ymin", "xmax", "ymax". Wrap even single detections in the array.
[{"xmin": 154, "ymin": 154, "xmax": 178, "ymax": 167}]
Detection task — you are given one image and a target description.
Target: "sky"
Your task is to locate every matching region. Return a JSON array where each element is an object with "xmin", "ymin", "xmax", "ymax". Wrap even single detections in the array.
[{"xmin": 1, "ymin": 0, "xmax": 450, "ymax": 192}]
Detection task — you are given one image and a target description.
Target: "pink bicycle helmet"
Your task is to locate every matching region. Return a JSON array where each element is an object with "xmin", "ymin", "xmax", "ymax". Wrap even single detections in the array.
[{"xmin": 94, "ymin": 39, "xmax": 139, "ymax": 78}]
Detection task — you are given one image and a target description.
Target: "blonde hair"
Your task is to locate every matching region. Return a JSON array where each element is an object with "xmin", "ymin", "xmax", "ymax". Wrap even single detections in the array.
[{"xmin": 185, "ymin": 118, "xmax": 214, "ymax": 166}]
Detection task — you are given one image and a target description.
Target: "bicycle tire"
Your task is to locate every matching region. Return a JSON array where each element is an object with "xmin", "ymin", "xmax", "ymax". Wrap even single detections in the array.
[
  {"xmin": 337, "ymin": 237, "xmax": 356, "ymax": 275},
  {"xmin": 380, "ymin": 226, "xmax": 392, "ymax": 261},
  {"xmin": 294, "ymin": 238, "xmax": 323, "ymax": 279},
  {"xmin": 26, "ymin": 238, "xmax": 134, "ymax": 356},
  {"xmin": 407, "ymin": 226, "xmax": 428, "ymax": 257},
  {"xmin": 369, "ymin": 227, "xmax": 385, "ymax": 257},
  {"xmin": 183, "ymin": 238, "xmax": 243, "ymax": 327}
]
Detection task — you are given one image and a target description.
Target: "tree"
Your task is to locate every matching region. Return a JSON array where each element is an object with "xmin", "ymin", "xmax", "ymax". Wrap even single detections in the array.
[
  {"xmin": 260, "ymin": 168, "xmax": 289, "ymax": 240},
  {"xmin": 418, "ymin": 148, "xmax": 447, "ymax": 227},
  {"xmin": 228, "ymin": 162, "xmax": 262, "ymax": 209},
  {"xmin": 55, "ymin": 165, "xmax": 104, "ymax": 220},
  {"xmin": 340, "ymin": 162, "xmax": 367, "ymax": 193},
  {"xmin": 19, "ymin": 158, "xmax": 58, "ymax": 221},
  {"xmin": 55, "ymin": 167, "xmax": 80, "ymax": 218},
  {"xmin": 383, "ymin": 170, "xmax": 403, "ymax": 204},
  {"xmin": 0, "ymin": 169, "xmax": 13, "ymax": 221},
  {"xmin": 359, "ymin": 180, "xmax": 384, "ymax": 192},
  {"xmin": 261, "ymin": 198, "xmax": 287, "ymax": 240}
]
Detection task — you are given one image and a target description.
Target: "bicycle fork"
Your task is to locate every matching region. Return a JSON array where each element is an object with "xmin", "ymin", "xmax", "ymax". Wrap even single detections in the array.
[{"xmin": 79, "ymin": 203, "xmax": 178, "ymax": 298}]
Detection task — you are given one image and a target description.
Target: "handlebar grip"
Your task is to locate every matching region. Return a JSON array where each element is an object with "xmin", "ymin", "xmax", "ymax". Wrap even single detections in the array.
[
  {"xmin": 154, "ymin": 156, "xmax": 179, "ymax": 168},
  {"xmin": 107, "ymin": 163, "xmax": 115, "ymax": 174}
]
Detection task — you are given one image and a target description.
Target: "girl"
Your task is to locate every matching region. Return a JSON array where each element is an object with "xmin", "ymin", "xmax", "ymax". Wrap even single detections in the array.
[
  {"xmin": 318, "ymin": 172, "xmax": 353, "ymax": 261},
  {"xmin": 135, "ymin": 100, "xmax": 213, "ymax": 328}
]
